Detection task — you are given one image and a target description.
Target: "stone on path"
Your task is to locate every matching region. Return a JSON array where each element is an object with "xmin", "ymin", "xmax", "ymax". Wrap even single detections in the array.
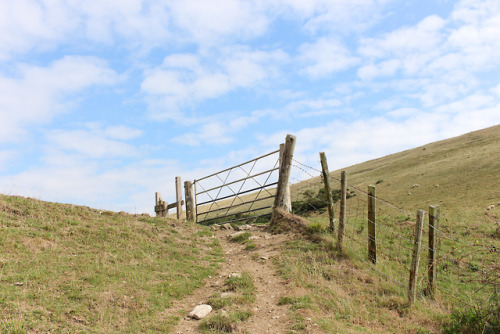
[{"xmin": 188, "ymin": 304, "xmax": 212, "ymax": 320}]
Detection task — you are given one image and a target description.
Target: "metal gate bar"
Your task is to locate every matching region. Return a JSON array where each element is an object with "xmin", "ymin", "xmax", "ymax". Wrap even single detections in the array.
[
  {"xmin": 199, "ymin": 195, "xmax": 275, "ymax": 216},
  {"xmin": 194, "ymin": 147, "xmax": 281, "ymax": 225},
  {"xmin": 196, "ymin": 167, "xmax": 279, "ymax": 195},
  {"xmin": 195, "ymin": 149, "xmax": 280, "ymax": 183}
]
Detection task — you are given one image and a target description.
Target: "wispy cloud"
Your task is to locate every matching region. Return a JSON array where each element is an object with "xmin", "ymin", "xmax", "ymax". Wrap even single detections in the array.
[{"xmin": 0, "ymin": 56, "xmax": 118, "ymax": 143}]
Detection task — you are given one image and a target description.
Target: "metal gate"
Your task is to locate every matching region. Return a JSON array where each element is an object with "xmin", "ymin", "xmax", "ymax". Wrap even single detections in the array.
[{"xmin": 193, "ymin": 148, "xmax": 281, "ymax": 225}]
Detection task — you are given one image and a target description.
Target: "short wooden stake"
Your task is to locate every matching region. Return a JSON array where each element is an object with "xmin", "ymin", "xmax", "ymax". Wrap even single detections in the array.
[
  {"xmin": 427, "ymin": 205, "xmax": 440, "ymax": 299},
  {"xmin": 175, "ymin": 177, "xmax": 183, "ymax": 220},
  {"xmin": 154, "ymin": 192, "xmax": 168, "ymax": 217},
  {"xmin": 368, "ymin": 185, "xmax": 377, "ymax": 264},
  {"xmin": 320, "ymin": 152, "xmax": 335, "ymax": 233},
  {"xmin": 409, "ymin": 209, "xmax": 425, "ymax": 305},
  {"xmin": 184, "ymin": 181, "xmax": 195, "ymax": 222},
  {"xmin": 338, "ymin": 171, "xmax": 346, "ymax": 249}
]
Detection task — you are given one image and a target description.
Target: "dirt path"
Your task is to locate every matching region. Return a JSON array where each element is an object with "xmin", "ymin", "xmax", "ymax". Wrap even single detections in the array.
[{"xmin": 170, "ymin": 226, "xmax": 298, "ymax": 333}]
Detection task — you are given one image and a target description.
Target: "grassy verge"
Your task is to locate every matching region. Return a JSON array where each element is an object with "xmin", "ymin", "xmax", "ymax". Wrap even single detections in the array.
[{"xmin": 0, "ymin": 195, "xmax": 223, "ymax": 333}]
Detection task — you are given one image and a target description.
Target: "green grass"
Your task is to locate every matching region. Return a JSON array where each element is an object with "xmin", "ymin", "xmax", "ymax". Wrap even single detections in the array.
[
  {"xmin": 202, "ymin": 272, "xmax": 256, "ymax": 333},
  {"xmin": 0, "ymin": 195, "xmax": 223, "ymax": 333}
]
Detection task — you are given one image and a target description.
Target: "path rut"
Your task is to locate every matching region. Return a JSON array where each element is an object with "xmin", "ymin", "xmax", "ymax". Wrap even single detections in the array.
[{"xmin": 170, "ymin": 226, "xmax": 297, "ymax": 333}]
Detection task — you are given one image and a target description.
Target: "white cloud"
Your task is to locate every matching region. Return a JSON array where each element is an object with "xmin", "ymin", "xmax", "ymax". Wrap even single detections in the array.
[
  {"xmin": 274, "ymin": 0, "xmax": 392, "ymax": 34},
  {"xmin": 0, "ymin": 56, "xmax": 118, "ymax": 143},
  {"xmin": 299, "ymin": 38, "xmax": 359, "ymax": 79},
  {"xmin": 172, "ymin": 111, "xmax": 263, "ymax": 146},
  {"xmin": 0, "ymin": 0, "xmax": 173, "ymax": 60},
  {"xmin": 168, "ymin": 0, "xmax": 269, "ymax": 45},
  {"xmin": 46, "ymin": 124, "xmax": 141, "ymax": 159},
  {"xmin": 141, "ymin": 48, "xmax": 287, "ymax": 121}
]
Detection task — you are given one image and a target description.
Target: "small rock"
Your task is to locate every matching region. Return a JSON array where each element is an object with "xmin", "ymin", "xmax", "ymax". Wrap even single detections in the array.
[
  {"xmin": 222, "ymin": 223, "xmax": 233, "ymax": 230},
  {"xmin": 220, "ymin": 292, "xmax": 235, "ymax": 298},
  {"xmin": 261, "ymin": 256, "xmax": 269, "ymax": 260},
  {"xmin": 249, "ymin": 236, "xmax": 259, "ymax": 240},
  {"xmin": 239, "ymin": 224, "xmax": 252, "ymax": 230},
  {"xmin": 229, "ymin": 231, "xmax": 245, "ymax": 239},
  {"xmin": 188, "ymin": 304, "xmax": 212, "ymax": 320},
  {"xmin": 229, "ymin": 272, "xmax": 242, "ymax": 278}
]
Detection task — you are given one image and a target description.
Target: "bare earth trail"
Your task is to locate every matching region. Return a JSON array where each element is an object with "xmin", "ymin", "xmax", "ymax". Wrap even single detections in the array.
[{"xmin": 168, "ymin": 226, "xmax": 316, "ymax": 334}]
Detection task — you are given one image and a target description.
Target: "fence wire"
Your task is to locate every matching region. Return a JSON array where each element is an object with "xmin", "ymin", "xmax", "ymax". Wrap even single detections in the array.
[{"xmin": 291, "ymin": 158, "xmax": 500, "ymax": 311}]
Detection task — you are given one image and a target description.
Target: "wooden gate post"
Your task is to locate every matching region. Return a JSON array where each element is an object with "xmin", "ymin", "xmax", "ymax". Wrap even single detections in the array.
[
  {"xmin": 368, "ymin": 185, "xmax": 377, "ymax": 264},
  {"xmin": 272, "ymin": 135, "xmax": 296, "ymax": 219},
  {"xmin": 338, "ymin": 171, "xmax": 347, "ymax": 249},
  {"xmin": 279, "ymin": 143, "xmax": 292, "ymax": 212},
  {"xmin": 427, "ymin": 205, "xmax": 440, "ymax": 298},
  {"xmin": 409, "ymin": 209, "xmax": 425, "ymax": 305},
  {"xmin": 320, "ymin": 152, "xmax": 335, "ymax": 233},
  {"xmin": 175, "ymin": 177, "xmax": 183, "ymax": 220},
  {"xmin": 184, "ymin": 181, "xmax": 195, "ymax": 222}
]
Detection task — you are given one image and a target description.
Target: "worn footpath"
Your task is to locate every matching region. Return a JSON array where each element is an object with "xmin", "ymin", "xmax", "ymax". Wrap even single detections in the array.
[{"xmin": 167, "ymin": 224, "xmax": 321, "ymax": 333}]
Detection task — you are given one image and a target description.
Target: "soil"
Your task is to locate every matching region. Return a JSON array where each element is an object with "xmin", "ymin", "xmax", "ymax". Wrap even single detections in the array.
[{"xmin": 167, "ymin": 225, "xmax": 321, "ymax": 333}]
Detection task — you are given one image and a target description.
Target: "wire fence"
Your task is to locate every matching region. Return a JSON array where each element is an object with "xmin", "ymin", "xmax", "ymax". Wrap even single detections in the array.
[{"xmin": 290, "ymin": 158, "xmax": 500, "ymax": 310}]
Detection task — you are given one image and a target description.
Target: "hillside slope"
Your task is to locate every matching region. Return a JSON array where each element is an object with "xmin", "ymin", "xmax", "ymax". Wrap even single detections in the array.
[
  {"xmin": 292, "ymin": 124, "xmax": 500, "ymax": 216},
  {"xmin": 0, "ymin": 195, "xmax": 222, "ymax": 332}
]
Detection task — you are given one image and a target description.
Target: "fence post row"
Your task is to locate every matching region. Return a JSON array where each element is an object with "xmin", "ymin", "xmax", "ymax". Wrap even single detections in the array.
[
  {"xmin": 184, "ymin": 181, "xmax": 195, "ymax": 222},
  {"xmin": 368, "ymin": 185, "xmax": 377, "ymax": 264},
  {"xmin": 427, "ymin": 205, "xmax": 440, "ymax": 299},
  {"xmin": 272, "ymin": 134, "xmax": 296, "ymax": 218},
  {"xmin": 319, "ymin": 152, "xmax": 335, "ymax": 233},
  {"xmin": 338, "ymin": 171, "xmax": 347, "ymax": 249},
  {"xmin": 409, "ymin": 209, "xmax": 424, "ymax": 305}
]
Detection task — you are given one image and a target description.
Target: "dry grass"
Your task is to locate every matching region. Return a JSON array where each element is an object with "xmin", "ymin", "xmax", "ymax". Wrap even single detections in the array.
[{"xmin": 0, "ymin": 195, "xmax": 223, "ymax": 333}]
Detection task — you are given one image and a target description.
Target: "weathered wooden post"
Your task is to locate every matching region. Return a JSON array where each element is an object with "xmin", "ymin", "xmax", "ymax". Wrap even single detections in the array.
[
  {"xmin": 426, "ymin": 205, "xmax": 440, "ymax": 299},
  {"xmin": 368, "ymin": 185, "xmax": 377, "ymax": 264},
  {"xmin": 320, "ymin": 152, "xmax": 335, "ymax": 233},
  {"xmin": 271, "ymin": 135, "xmax": 296, "ymax": 223},
  {"xmin": 184, "ymin": 181, "xmax": 195, "ymax": 222},
  {"xmin": 279, "ymin": 143, "xmax": 292, "ymax": 212},
  {"xmin": 338, "ymin": 171, "xmax": 347, "ymax": 249},
  {"xmin": 154, "ymin": 192, "xmax": 168, "ymax": 217},
  {"xmin": 175, "ymin": 176, "xmax": 183, "ymax": 220},
  {"xmin": 409, "ymin": 209, "xmax": 424, "ymax": 305}
]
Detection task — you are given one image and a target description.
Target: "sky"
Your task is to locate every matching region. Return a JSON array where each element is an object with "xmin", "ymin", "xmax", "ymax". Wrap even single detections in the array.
[{"xmin": 1, "ymin": 0, "xmax": 499, "ymax": 215}]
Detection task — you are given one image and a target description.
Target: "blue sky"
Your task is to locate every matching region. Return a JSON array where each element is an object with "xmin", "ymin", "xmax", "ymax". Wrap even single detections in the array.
[{"xmin": 1, "ymin": 0, "xmax": 499, "ymax": 214}]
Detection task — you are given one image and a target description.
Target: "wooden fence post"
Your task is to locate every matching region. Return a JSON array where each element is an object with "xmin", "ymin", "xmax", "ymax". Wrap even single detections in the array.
[
  {"xmin": 175, "ymin": 177, "xmax": 183, "ymax": 220},
  {"xmin": 279, "ymin": 143, "xmax": 291, "ymax": 212},
  {"xmin": 320, "ymin": 152, "xmax": 335, "ymax": 233},
  {"xmin": 409, "ymin": 209, "xmax": 424, "ymax": 305},
  {"xmin": 427, "ymin": 205, "xmax": 440, "ymax": 298},
  {"xmin": 338, "ymin": 171, "xmax": 346, "ymax": 249},
  {"xmin": 368, "ymin": 185, "xmax": 377, "ymax": 264},
  {"xmin": 184, "ymin": 181, "xmax": 195, "ymax": 222},
  {"xmin": 154, "ymin": 192, "xmax": 167, "ymax": 217},
  {"xmin": 272, "ymin": 135, "xmax": 296, "ymax": 219}
]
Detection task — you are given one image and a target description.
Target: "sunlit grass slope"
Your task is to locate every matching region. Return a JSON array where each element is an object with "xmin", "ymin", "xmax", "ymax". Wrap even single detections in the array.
[{"xmin": 0, "ymin": 195, "xmax": 222, "ymax": 333}]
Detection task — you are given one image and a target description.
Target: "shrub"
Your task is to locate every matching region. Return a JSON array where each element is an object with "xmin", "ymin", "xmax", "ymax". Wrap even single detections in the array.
[{"xmin": 292, "ymin": 188, "xmax": 356, "ymax": 216}]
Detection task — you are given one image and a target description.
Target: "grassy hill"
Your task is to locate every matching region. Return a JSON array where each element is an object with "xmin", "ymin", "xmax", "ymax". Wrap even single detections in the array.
[
  {"xmin": 0, "ymin": 196, "xmax": 222, "ymax": 333},
  {"xmin": 292, "ymin": 124, "xmax": 500, "ymax": 214},
  {"xmin": 1, "ymin": 125, "xmax": 498, "ymax": 333}
]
